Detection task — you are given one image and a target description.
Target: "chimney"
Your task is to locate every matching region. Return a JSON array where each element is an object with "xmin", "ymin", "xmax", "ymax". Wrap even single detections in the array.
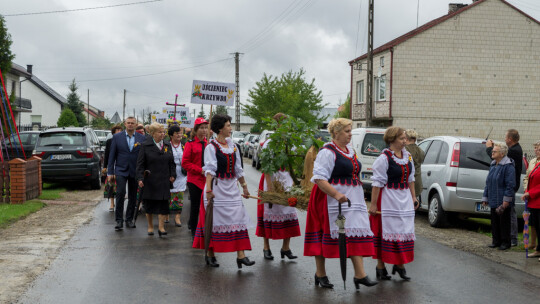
[
  {"xmin": 449, "ymin": 3, "xmax": 468, "ymax": 14},
  {"xmin": 26, "ymin": 64, "xmax": 33, "ymax": 74}
]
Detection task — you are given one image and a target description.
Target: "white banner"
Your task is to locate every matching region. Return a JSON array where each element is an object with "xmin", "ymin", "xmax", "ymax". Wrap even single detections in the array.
[
  {"xmin": 161, "ymin": 107, "xmax": 194, "ymax": 128},
  {"xmin": 151, "ymin": 113, "xmax": 169, "ymax": 127},
  {"xmin": 190, "ymin": 80, "xmax": 235, "ymax": 106}
]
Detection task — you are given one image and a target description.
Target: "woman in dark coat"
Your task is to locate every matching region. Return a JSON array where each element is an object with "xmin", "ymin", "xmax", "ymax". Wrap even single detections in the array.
[
  {"xmin": 137, "ymin": 122, "xmax": 176, "ymax": 237},
  {"xmin": 103, "ymin": 125, "xmax": 123, "ymax": 212}
]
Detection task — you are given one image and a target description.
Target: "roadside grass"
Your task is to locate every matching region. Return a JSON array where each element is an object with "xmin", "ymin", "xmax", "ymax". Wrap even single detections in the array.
[
  {"xmin": 466, "ymin": 217, "xmax": 527, "ymax": 251},
  {"xmin": 38, "ymin": 183, "xmax": 67, "ymax": 200},
  {"xmin": 0, "ymin": 200, "xmax": 45, "ymax": 227}
]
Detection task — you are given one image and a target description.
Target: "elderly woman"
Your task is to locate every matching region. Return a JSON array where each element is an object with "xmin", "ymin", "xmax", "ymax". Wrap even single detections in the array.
[
  {"xmin": 369, "ymin": 127, "xmax": 418, "ymax": 281},
  {"xmin": 304, "ymin": 118, "xmax": 376, "ymax": 290},
  {"xmin": 193, "ymin": 114, "xmax": 255, "ymax": 269},
  {"xmin": 168, "ymin": 125, "xmax": 187, "ymax": 227},
  {"xmin": 482, "ymin": 143, "xmax": 515, "ymax": 251},
  {"xmin": 136, "ymin": 123, "xmax": 176, "ymax": 237},
  {"xmin": 103, "ymin": 124, "xmax": 123, "ymax": 212},
  {"xmin": 182, "ymin": 118, "xmax": 209, "ymax": 238},
  {"xmin": 405, "ymin": 129, "xmax": 425, "ymax": 200},
  {"xmin": 522, "ymin": 141, "xmax": 540, "ymax": 258}
]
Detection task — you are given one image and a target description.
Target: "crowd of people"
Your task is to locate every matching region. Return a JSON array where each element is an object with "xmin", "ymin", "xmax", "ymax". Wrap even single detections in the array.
[{"xmin": 103, "ymin": 114, "xmax": 539, "ymax": 290}]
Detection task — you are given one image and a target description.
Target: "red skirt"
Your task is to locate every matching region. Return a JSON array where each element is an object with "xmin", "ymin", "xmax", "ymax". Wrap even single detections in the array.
[
  {"xmin": 256, "ymin": 174, "xmax": 301, "ymax": 240},
  {"xmin": 370, "ymin": 188, "xmax": 414, "ymax": 264},
  {"xmin": 192, "ymin": 193, "xmax": 252, "ymax": 253},
  {"xmin": 304, "ymin": 185, "xmax": 374, "ymax": 258}
]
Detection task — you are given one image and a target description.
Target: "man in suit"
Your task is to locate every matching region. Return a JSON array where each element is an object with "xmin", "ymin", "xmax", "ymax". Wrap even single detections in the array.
[{"xmin": 108, "ymin": 117, "xmax": 146, "ymax": 231}]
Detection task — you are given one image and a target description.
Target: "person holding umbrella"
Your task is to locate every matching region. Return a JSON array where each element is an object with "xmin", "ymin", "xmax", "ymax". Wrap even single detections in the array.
[
  {"xmin": 304, "ymin": 118, "xmax": 377, "ymax": 290},
  {"xmin": 136, "ymin": 123, "xmax": 176, "ymax": 236},
  {"xmin": 192, "ymin": 114, "xmax": 255, "ymax": 269},
  {"xmin": 369, "ymin": 126, "xmax": 418, "ymax": 281},
  {"xmin": 182, "ymin": 118, "xmax": 209, "ymax": 239}
]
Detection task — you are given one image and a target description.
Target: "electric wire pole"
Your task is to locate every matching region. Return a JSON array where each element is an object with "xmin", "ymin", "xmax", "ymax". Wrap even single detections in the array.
[
  {"xmin": 234, "ymin": 52, "xmax": 242, "ymax": 131},
  {"xmin": 122, "ymin": 89, "xmax": 126, "ymax": 122},
  {"xmin": 87, "ymin": 89, "xmax": 90, "ymax": 126},
  {"xmin": 366, "ymin": 0, "xmax": 374, "ymax": 127}
]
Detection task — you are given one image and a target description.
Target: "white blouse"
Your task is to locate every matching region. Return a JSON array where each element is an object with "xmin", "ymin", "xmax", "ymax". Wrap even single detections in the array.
[
  {"xmin": 371, "ymin": 148, "xmax": 415, "ymax": 188},
  {"xmin": 203, "ymin": 138, "xmax": 244, "ymax": 178}
]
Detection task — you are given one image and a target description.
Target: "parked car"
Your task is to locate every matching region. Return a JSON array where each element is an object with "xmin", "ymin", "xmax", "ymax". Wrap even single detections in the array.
[
  {"xmin": 242, "ymin": 134, "xmax": 257, "ymax": 158},
  {"xmin": 232, "ymin": 131, "xmax": 248, "ymax": 144},
  {"xmin": 252, "ymin": 130, "xmax": 274, "ymax": 170},
  {"xmin": 4, "ymin": 131, "xmax": 40, "ymax": 160},
  {"xmin": 417, "ymin": 136, "xmax": 527, "ymax": 227},
  {"xmin": 33, "ymin": 127, "xmax": 103, "ymax": 189},
  {"xmin": 94, "ymin": 130, "xmax": 111, "ymax": 146},
  {"xmin": 350, "ymin": 128, "xmax": 387, "ymax": 192}
]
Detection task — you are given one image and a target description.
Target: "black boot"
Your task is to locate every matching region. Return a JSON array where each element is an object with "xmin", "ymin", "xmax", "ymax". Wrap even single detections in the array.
[
  {"xmin": 205, "ymin": 256, "xmax": 219, "ymax": 267},
  {"xmin": 392, "ymin": 265, "xmax": 411, "ymax": 281},
  {"xmin": 236, "ymin": 257, "xmax": 255, "ymax": 268},
  {"xmin": 263, "ymin": 249, "xmax": 274, "ymax": 260},
  {"xmin": 280, "ymin": 249, "xmax": 298, "ymax": 259},
  {"xmin": 353, "ymin": 276, "xmax": 378, "ymax": 289},
  {"xmin": 376, "ymin": 267, "xmax": 391, "ymax": 280},
  {"xmin": 314, "ymin": 274, "xmax": 334, "ymax": 289}
]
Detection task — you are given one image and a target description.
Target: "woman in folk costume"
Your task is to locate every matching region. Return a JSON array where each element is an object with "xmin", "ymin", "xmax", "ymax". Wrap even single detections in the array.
[
  {"xmin": 168, "ymin": 124, "xmax": 187, "ymax": 227},
  {"xmin": 193, "ymin": 114, "xmax": 255, "ymax": 269},
  {"xmin": 304, "ymin": 118, "xmax": 377, "ymax": 290},
  {"xmin": 256, "ymin": 113, "xmax": 301, "ymax": 260},
  {"xmin": 369, "ymin": 126, "xmax": 419, "ymax": 281}
]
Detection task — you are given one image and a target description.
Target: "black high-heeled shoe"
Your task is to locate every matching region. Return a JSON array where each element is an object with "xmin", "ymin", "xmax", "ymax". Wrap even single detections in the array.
[
  {"xmin": 353, "ymin": 276, "xmax": 378, "ymax": 289},
  {"xmin": 158, "ymin": 230, "xmax": 167, "ymax": 237},
  {"xmin": 236, "ymin": 257, "xmax": 255, "ymax": 268},
  {"xmin": 392, "ymin": 265, "xmax": 411, "ymax": 281},
  {"xmin": 205, "ymin": 256, "xmax": 219, "ymax": 267},
  {"xmin": 263, "ymin": 249, "xmax": 274, "ymax": 260},
  {"xmin": 376, "ymin": 267, "xmax": 391, "ymax": 280},
  {"xmin": 147, "ymin": 231, "xmax": 154, "ymax": 236},
  {"xmin": 280, "ymin": 249, "xmax": 297, "ymax": 259},
  {"xmin": 314, "ymin": 274, "xmax": 334, "ymax": 289}
]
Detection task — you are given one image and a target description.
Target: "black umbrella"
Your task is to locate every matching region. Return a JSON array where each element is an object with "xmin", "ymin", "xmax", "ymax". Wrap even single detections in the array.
[
  {"xmin": 336, "ymin": 198, "xmax": 352, "ymax": 290},
  {"xmin": 204, "ymin": 178, "xmax": 215, "ymax": 256},
  {"xmin": 133, "ymin": 170, "xmax": 150, "ymax": 224}
]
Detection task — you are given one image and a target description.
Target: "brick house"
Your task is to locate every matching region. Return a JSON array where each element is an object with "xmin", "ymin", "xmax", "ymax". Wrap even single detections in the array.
[{"xmin": 349, "ymin": 0, "xmax": 540, "ymax": 151}]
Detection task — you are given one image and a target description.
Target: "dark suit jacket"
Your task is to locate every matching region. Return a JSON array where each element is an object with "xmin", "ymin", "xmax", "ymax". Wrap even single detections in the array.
[
  {"xmin": 136, "ymin": 137, "xmax": 176, "ymax": 201},
  {"xmin": 107, "ymin": 131, "xmax": 146, "ymax": 178}
]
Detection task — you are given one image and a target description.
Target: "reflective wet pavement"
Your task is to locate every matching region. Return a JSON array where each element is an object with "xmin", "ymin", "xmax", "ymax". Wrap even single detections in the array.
[{"xmin": 19, "ymin": 164, "xmax": 540, "ymax": 303}]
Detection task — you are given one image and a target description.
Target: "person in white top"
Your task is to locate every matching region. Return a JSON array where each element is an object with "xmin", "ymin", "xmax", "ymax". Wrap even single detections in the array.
[{"xmin": 168, "ymin": 125, "xmax": 187, "ymax": 227}]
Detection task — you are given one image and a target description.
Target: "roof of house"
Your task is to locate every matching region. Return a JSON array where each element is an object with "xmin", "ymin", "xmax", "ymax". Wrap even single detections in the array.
[
  {"xmin": 9, "ymin": 63, "xmax": 31, "ymax": 77},
  {"xmin": 11, "ymin": 63, "xmax": 67, "ymax": 106},
  {"xmin": 111, "ymin": 112, "xmax": 122, "ymax": 124},
  {"xmin": 349, "ymin": 0, "xmax": 540, "ymax": 64}
]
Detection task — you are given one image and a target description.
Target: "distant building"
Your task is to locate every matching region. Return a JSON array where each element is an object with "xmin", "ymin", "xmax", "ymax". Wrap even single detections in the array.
[
  {"xmin": 110, "ymin": 112, "xmax": 122, "ymax": 124},
  {"xmin": 82, "ymin": 104, "xmax": 105, "ymax": 123},
  {"xmin": 349, "ymin": 0, "xmax": 540, "ymax": 149}
]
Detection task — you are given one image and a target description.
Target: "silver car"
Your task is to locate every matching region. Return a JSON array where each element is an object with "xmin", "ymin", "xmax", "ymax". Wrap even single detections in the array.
[{"xmin": 417, "ymin": 136, "xmax": 526, "ymax": 227}]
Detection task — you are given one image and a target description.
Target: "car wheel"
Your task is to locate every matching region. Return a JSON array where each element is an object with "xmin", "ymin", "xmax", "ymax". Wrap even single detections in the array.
[
  {"xmin": 256, "ymin": 158, "xmax": 261, "ymax": 170},
  {"xmin": 251, "ymin": 156, "xmax": 256, "ymax": 167},
  {"xmin": 428, "ymin": 193, "xmax": 447, "ymax": 227},
  {"xmin": 90, "ymin": 167, "xmax": 102, "ymax": 190}
]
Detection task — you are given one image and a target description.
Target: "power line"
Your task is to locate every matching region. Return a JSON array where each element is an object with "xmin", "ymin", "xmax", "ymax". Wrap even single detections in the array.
[
  {"xmin": 47, "ymin": 58, "xmax": 231, "ymax": 83},
  {"xmin": 4, "ymin": 0, "xmax": 163, "ymax": 17}
]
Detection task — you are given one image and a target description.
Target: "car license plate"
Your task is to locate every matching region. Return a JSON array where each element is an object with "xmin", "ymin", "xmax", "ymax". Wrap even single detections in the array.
[
  {"xmin": 51, "ymin": 154, "xmax": 72, "ymax": 160},
  {"xmin": 476, "ymin": 202, "xmax": 490, "ymax": 213},
  {"xmin": 361, "ymin": 172, "xmax": 372, "ymax": 180}
]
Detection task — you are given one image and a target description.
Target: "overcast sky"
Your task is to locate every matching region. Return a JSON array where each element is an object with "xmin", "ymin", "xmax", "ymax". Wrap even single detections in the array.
[{"xmin": 3, "ymin": 0, "xmax": 539, "ymax": 120}]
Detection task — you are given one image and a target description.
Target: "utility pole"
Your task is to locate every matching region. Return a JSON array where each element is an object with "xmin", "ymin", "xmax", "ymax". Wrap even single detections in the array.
[
  {"xmin": 234, "ymin": 52, "xmax": 242, "ymax": 131},
  {"xmin": 123, "ymin": 89, "xmax": 126, "ymax": 121},
  {"xmin": 87, "ymin": 89, "xmax": 90, "ymax": 126},
  {"xmin": 366, "ymin": 0, "xmax": 374, "ymax": 127}
]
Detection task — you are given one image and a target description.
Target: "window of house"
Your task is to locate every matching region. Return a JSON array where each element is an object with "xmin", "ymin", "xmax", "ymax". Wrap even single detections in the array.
[
  {"xmin": 380, "ymin": 57, "xmax": 384, "ymax": 67},
  {"xmin": 31, "ymin": 115, "xmax": 42, "ymax": 124},
  {"xmin": 375, "ymin": 74, "xmax": 386, "ymax": 101},
  {"xmin": 11, "ymin": 80, "xmax": 16, "ymax": 96},
  {"xmin": 356, "ymin": 80, "xmax": 364, "ymax": 104}
]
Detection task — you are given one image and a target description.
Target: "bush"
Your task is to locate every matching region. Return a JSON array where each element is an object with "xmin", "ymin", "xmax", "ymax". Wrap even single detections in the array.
[{"xmin": 57, "ymin": 108, "xmax": 78, "ymax": 127}]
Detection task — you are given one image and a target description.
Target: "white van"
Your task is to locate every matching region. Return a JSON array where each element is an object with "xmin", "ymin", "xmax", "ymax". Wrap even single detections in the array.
[{"xmin": 350, "ymin": 128, "xmax": 387, "ymax": 192}]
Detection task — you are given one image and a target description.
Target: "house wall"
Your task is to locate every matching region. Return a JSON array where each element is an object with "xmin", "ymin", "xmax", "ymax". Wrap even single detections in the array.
[
  {"xmin": 20, "ymin": 81, "xmax": 62, "ymax": 126},
  {"xmin": 4, "ymin": 74, "xmax": 20, "ymax": 98}
]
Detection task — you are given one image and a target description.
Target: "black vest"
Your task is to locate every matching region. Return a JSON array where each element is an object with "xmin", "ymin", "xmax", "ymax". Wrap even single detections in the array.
[
  {"xmin": 383, "ymin": 149, "xmax": 412, "ymax": 189},
  {"xmin": 321, "ymin": 144, "xmax": 362, "ymax": 186},
  {"xmin": 211, "ymin": 141, "xmax": 236, "ymax": 179}
]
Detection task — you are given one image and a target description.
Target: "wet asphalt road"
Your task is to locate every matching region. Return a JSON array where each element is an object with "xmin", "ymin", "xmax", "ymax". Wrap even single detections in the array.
[{"xmin": 19, "ymin": 162, "xmax": 540, "ymax": 304}]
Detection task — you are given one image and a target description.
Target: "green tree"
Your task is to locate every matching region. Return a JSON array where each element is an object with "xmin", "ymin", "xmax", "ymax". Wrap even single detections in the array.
[
  {"xmin": 0, "ymin": 15, "xmax": 15, "ymax": 77},
  {"xmin": 213, "ymin": 105, "xmax": 228, "ymax": 116},
  {"xmin": 65, "ymin": 79, "xmax": 87, "ymax": 127},
  {"xmin": 197, "ymin": 104, "xmax": 206, "ymax": 119},
  {"xmin": 334, "ymin": 93, "xmax": 351, "ymax": 118},
  {"xmin": 57, "ymin": 108, "xmax": 78, "ymax": 127},
  {"xmin": 91, "ymin": 116, "xmax": 112, "ymax": 130},
  {"xmin": 243, "ymin": 68, "xmax": 326, "ymax": 130}
]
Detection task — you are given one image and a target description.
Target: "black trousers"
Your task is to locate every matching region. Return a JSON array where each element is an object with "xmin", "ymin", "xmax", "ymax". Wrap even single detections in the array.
[
  {"xmin": 530, "ymin": 208, "xmax": 540, "ymax": 252},
  {"xmin": 115, "ymin": 175, "xmax": 138, "ymax": 223},
  {"xmin": 187, "ymin": 182, "xmax": 203, "ymax": 237},
  {"xmin": 491, "ymin": 206, "xmax": 511, "ymax": 246}
]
